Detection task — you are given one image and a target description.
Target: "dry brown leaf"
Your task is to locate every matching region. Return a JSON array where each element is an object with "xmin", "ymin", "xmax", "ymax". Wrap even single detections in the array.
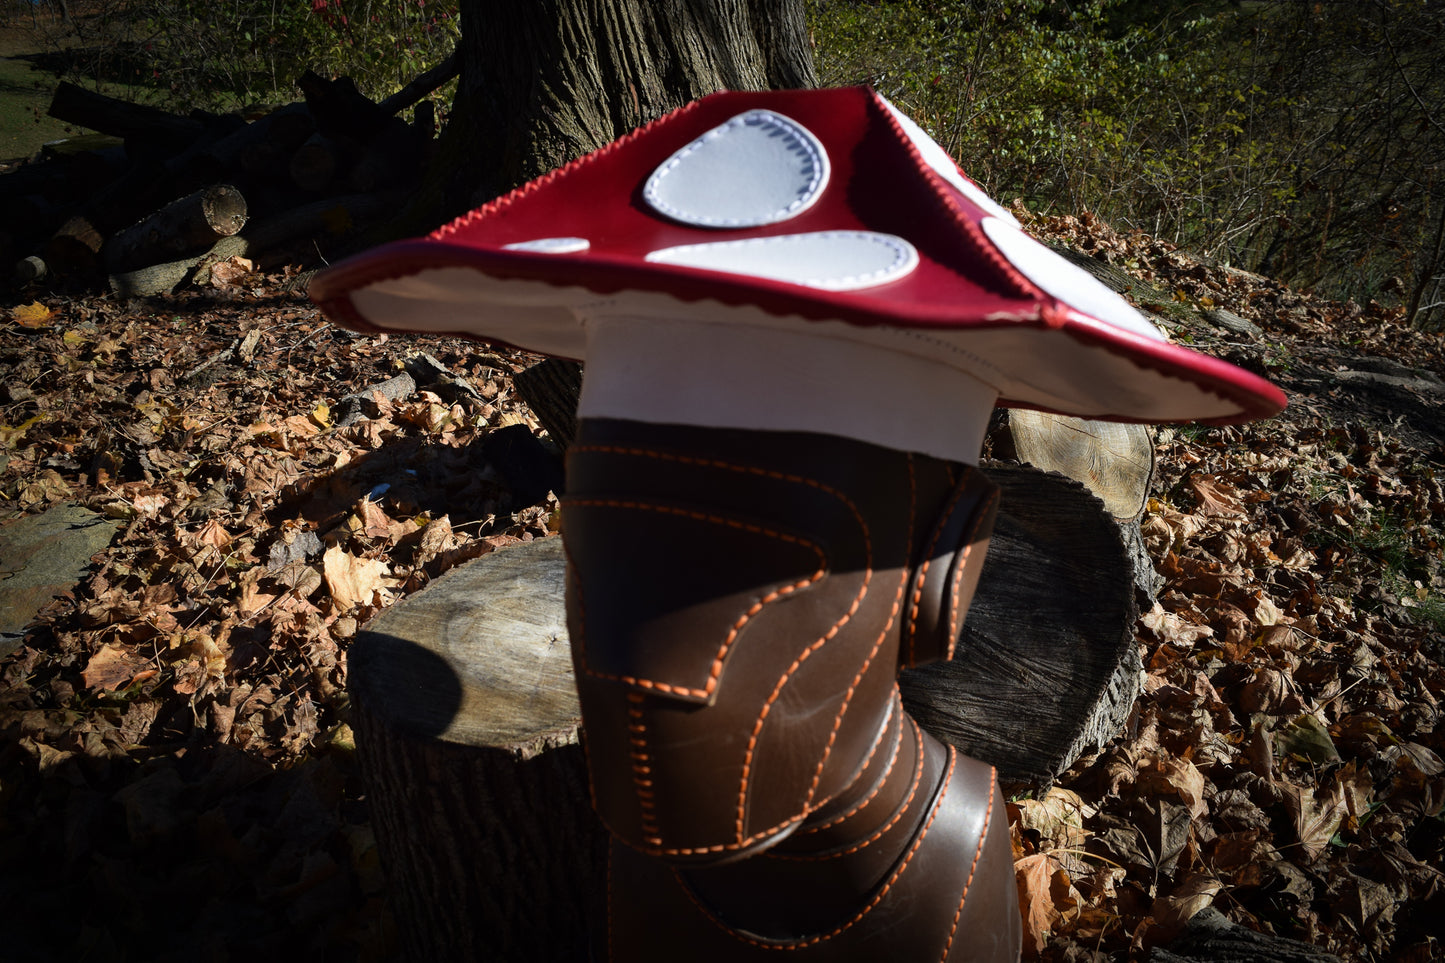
[
  {"xmin": 1151, "ymin": 872, "xmax": 1223, "ymax": 937},
  {"xmin": 1138, "ymin": 751, "xmax": 1208, "ymax": 820},
  {"xmin": 1281, "ymin": 779, "xmax": 1347, "ymax": 858},
  {"xmin": 322, "ymin": 545, "xmax": 395, "ymax": 613},
  {"xmin": 1015, "ymin": 853, "xmax": 1065, "ymax": 956},
  {"xmin": 1188, "ymin": 475, "xmax": 1246, "ymax": 517},
  {"xmin": 81, "ymin": 643, "xmax": 156, "ymax": 691},
  {"xmin": 209, "ymin": 255, "xmax": 255, "ymax": 288}
]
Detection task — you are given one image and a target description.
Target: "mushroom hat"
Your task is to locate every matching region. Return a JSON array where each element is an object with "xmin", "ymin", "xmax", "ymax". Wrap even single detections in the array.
[{"xmin": 309, "ymin": 86, "xmax": 1285, "ymax": 425}]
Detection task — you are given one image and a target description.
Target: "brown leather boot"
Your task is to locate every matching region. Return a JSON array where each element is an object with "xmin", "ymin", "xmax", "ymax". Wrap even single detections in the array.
[{"xmin": 563, "ymin": 418, "xmax": 1017, "ymax": 960}]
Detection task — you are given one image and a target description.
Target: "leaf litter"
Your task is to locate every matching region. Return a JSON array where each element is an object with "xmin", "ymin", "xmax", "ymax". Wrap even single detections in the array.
[{"xmin": 1, "ymin": 215, "xmax": 1443, "ymax": 961}]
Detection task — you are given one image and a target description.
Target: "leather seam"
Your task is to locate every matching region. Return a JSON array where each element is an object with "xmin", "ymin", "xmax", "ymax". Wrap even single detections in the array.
[
  {"xmin": 680, "ymin": 743, "xmax": 960, "ymax": 949},
  {"xmin": 796, "ymin": 693, "xmax": 903, "ymax": 836},
  {"xmin": 940, "ymin": 766, "xmax": 996, "ymax": 962},
  {"xmin": 946, "ymin": 487, "xmax": 998, "ymax": 659},
  {"xmin": 798, "ymin": 454, "xmax": 916, "ymax": 812},
  {"xmin": 566, "ymin": 496, "xmax": 826, "ymax": 699},
  {"xmin": 907, "ymin": 472, "xmax": 973, "ymax": 665},
  {"xmin": 766, "ymin": 714, "xmax": 924, "ymax": 862},
  {"xmin": 626, "ymin": 692, "xmax": 663, "ymax": 847}
]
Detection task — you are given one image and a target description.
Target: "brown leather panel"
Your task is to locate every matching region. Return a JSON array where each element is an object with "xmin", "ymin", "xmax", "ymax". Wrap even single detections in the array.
[
  {"xmin": 903, "ymin": 467, "xmax": 1000, "ymax": 667},
  {"xmin": 565, "ymin": 419, "xmax": 998, "ymax": 858},
  {"xmin": 598, "ymin": 735, "xmax": 1021, "ymax": 962}
]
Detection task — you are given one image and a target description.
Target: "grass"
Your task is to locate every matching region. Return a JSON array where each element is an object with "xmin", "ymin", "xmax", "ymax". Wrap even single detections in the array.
[{"xmin": 0, "ymin": 42, "xmax": 74, "ymax": 161}]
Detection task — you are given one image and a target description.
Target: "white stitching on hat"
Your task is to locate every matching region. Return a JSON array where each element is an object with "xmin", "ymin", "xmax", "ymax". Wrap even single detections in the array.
[{"xmin": 644, "ymin": 110, "xmax": 830, "ymax": 228}]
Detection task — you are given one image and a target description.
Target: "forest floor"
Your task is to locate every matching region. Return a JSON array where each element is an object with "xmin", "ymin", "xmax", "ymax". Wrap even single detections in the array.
[{"xmin": 0, "ymin": 208, "xmax": 1442, "ymax": 962}]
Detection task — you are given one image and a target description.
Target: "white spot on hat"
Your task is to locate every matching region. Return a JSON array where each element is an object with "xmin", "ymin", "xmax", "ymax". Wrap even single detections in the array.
[
  {"xmin": 502, "ymin": 237, "xmax": 591, "ymax": 254},
  {"xmin": 981, "ymin": 216, "xmax": 1165, "ymax": 341},
  {"xmin": 645, "ymin": 231, "xmax": 918, "ymax": 291},
  {"xmin": 876, "ymin": 95, "xmax": 1021, "ymax": 229},
  {"xmin": 644, "ymin": 110, "xmax": 830, "ymax": 228}
]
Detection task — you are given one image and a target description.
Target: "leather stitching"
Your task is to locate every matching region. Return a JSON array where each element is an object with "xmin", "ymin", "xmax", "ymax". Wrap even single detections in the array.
[
  {"xmin": 566, "ymin": 496, "xmax": 826, "ymax": 699},
  {"xmin": 765, "ymin": 713, "xmax": 924, "ymax": 862},
  {"xmin": 945, "ymin": 487, "xmax": 999, "ymax": 660},
  {"xmin": 798, "ymin": 455, "xmax": 915, "ymax": 813},
  {"xmin": 795, "ymin": 693, "xmax": 903, "ymax": 836},
  {"xmin": 907, "ymin": 472, "xmax": 974, "ymax": 665},
  {"xmin": 939, "ymin": 766, "xmax": 997, "ymax": 962},
  {"xmin": 679, "ymin": 743, "xmax": 960, "ymax": 948},
  {"xmin": 626, "ymin": 692, "xmax": 663, "ymax": 847}
]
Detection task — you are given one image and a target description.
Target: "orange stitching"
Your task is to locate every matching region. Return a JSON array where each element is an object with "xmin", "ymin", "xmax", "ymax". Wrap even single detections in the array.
[
  {"xmin": 626, "ymin": 693, "xmax": 662, "ymax": 846},
  {"xmin": 798, "ymin": 455, "xmax": 916, "ymax": 812},
  {"xmin": 686, "ymin": 744, "xmax": 960, "ymax": 949},
  {"xmin": 565, "ymin": 497, "xmax": 826, "ymax": 698},
  {"xmin": 940, "ymin": 766, "xmax": 996, "ymax": 962},
  {"xmin": 945, "ymin": 486, "xmax": 998, "ymax": 660},
  {"xmin": 910, "ymin": 476, "xmax": 981, "ymax": 664},
  {"xmin": 796, "ymin": 694, "xmax": 903, "ymax": 835},
  {"xmin": 735, "ymin": 560, "xmax": 874, "ymax": 841},
  {"xmin": 767, "ymin": 714, "xmax": 924, "ymax": 862}
]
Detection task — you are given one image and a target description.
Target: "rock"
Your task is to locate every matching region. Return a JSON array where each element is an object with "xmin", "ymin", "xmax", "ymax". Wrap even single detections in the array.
[{"xmin": 0, "ymin": 503, "xmax": 121, "ymax": 658}]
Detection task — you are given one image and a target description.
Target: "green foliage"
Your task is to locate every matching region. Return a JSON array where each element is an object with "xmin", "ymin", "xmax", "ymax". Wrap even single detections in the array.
[
  {"xmin": 809, "ymin": 0, "xmax": 1445, "ymax": 328},
  {"xmin": 79, "ymin": 0, "xmax": 459, "ymax": 111}
]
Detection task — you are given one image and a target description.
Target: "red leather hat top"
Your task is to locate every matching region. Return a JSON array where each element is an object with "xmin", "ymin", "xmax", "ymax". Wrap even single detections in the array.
[{"xmin": 309, "ymin": 86, "xmax": 1285, "ymax": 425}]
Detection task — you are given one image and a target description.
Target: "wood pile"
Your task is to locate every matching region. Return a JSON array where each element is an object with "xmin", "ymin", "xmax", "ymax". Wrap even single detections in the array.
[{"xmin": 0, "ymin": 57, "xmax": 455, "ymax": 296}]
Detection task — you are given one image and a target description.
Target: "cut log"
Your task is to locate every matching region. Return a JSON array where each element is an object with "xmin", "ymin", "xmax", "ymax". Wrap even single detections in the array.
[
  {"xmin": 240, "ymin": 189, "xmax": 408, "ymax": 254},
  {"xmin": 47, "ymin": 81, "xmax": 205, "ymax": 152},
  {"xmin": 108, "ymin": 235, "xmax": 249, "ymax": 298},
  {"xmin": 42, "ymin": 216, "xmax": 104, "ymax": 278},
  {"xmin": 289, "ymin": 132, "xmax": 348, "ymax": 193},
  {"xmin": 350, "ymin": 536, "xmax": 604, "ymax": 963},
  {"xmin": 202, "ymin": 102, "xmax": 316, "ymax": 178},
  {"xmin": 298, "ymin": 71, "xmax": 388, "ymax": 142},
  {"xmin": 102, "ymin": 185, "xmax": 248, "ymax": 273},
  {"xmin": 1004, "ymin": 410, "xmax": 1154, "ymax": 521},
  {"xmin": 348, "ymin": 119, "xmax": 425, "ymax": 193}
]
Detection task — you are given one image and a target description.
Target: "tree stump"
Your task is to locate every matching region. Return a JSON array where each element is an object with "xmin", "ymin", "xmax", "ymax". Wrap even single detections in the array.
[{"xmin": 349, "ymin": 536, "xmax": 605, "ymax": 963}]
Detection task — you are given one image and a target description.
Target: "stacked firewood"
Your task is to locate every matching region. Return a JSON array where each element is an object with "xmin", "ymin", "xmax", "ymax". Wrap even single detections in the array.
[{"xmin": 1, "ymin": 57, "xmax": 455, "ymax": 296}]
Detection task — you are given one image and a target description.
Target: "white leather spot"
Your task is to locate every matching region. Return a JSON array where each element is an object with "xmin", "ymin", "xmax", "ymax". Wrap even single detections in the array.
[
  {"xmin": 645, "ymin": 231, "xmax": 917, "ymax": 291},
  {"xmin": 644, "ymin": 110, "xmax": 830, "ymax": 228},
  {"xmin": 502, "ymin": 237, "xmax": 590, "ymax": 254},
  {"xmin": 981, "ymin": 217, "xmax": 1165, "ymax": 342},
  {"xmin": 876, "ymin": 95, "xmax": 1021, "ymax": 228}
]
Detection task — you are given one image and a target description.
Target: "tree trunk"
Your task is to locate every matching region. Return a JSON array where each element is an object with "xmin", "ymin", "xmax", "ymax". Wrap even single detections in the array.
[{"xmin": 426, "ymin": 0, "xmax": 815, "ymax": 222}]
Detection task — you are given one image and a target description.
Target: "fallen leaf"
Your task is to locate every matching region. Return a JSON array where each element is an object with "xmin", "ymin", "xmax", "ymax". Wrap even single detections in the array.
[
  {"xmin": 81, "ymin": 643, "xmax": 157, "ymax": 691},
  {"xmin": 1281, "ymin": 779, "xmax": 1347, "ymax": 858},
  {"xmin": 1188, "ymin": 474, "xmax": 1246, "ymax": 517},
  {"xmin": 322, "ymin": 545, "xmax": 395, "ymax": 612},
  {"xmin": 11, "ymin": 301, "xmax": 52, "ymax": 327},
  {"xmin": 209, "ymin": 255, "xmax": 255, "ymax": 288}
]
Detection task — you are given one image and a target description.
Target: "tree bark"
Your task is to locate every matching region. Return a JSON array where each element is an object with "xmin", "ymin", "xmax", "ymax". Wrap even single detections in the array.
[
  {"xmin": 102, "ymin": 185, "xmax": 248, "ymax": 273},
  {"xmin": 429, "ymin": 0, "xmax": 816, "ymax": 220}
]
